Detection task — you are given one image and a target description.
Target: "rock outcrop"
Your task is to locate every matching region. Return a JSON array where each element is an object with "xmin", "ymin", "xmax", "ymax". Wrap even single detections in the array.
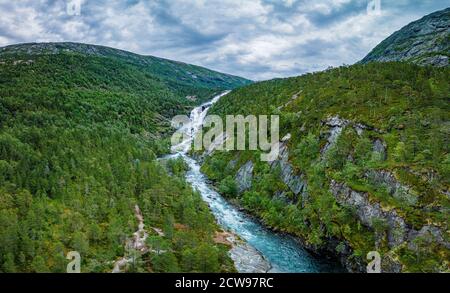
[
  {"xmin": 235, "ymin": 161, "xmax": 254, "ymax": 193},
  {"xmin": 372, "ymin": 139, "xmax": 387, "ymax": 161},
  {"xmin": 321, "ymin": 115, "xmax": 384, "ymax": 155},
  {"xmin": 330, "ymin": 180, "xmax": 407, "ymax": 248},
  {"xmin": 330, "ymin": 180, "xmax": 449, "ymax": 272},
  {"xmin": 270, "ymin": 141, "xmax": 307, "ymax": 198},
  {"xmin": 321, "ymin": 116, "xmax": 350, "ymax": 154},
  {"xmin": 207, "ymin": 111, "xmax": 449, "ymax": 272},
  {"xmin": 226, "ymin": 233, "xmax": 271, "ymax": 273},
  {"xmin": 407, "ymin": 225, "xmax": 450, "ymax": 250},
  {"xmin": 233, "ymin": 137, "xmax": 308, "ymax": 201},
  {"xmin": 366, "ymin": 170, "xmax": 418, "ymax": 206}
]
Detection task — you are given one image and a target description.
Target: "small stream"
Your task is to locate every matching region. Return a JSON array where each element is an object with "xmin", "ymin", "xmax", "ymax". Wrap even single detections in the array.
[{"xmin": 167, "ymin": 92, "xmax": 343, "ymax": 273}]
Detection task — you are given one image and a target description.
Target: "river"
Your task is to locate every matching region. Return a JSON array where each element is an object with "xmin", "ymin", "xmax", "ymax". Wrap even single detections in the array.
[{"xmin": 167, "ymin": 91, "xmax": 343, "ymax": 273}]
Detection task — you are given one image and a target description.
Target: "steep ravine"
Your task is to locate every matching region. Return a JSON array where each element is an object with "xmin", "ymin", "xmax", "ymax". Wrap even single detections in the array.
[{"xmin": 169, "ymin": 92, "xmax": 343, "ymax": 273}]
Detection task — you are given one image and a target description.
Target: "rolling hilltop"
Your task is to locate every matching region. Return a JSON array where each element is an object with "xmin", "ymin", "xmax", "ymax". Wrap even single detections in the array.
[
  {"xmin": 0, "ymin": 42, "xmax": 251, "ymax": 137},
  {"xmin": 0, "ymin": 42, "xmax": 251, "ymax": 97}
]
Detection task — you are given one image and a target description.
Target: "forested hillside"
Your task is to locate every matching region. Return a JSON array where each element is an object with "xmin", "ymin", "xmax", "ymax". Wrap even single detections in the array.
[
  {"xmin": 0, "ymin": 42, "xmax": 251, "ymax": 103},
  {"xmin": 202, "ymin": 62, "xmax": 450, "ymax": 272},
  {"xmin": 0, "ymin": 43, "xmax": 249, "ymax": 272}
]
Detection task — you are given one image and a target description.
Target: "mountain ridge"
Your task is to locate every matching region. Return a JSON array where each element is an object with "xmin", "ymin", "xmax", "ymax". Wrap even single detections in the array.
[
  {"xmin": 0, "ymin": 42, "xmax": 252, "ymax": 94},
  {"xmin": 361, "ymin": 7, "xmax": 450, "ymax": 67}
]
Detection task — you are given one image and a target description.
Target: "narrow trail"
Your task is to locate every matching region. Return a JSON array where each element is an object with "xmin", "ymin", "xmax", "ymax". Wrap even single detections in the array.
[{"xmin": 112, "ymin": 205, "xmax": 164, "ymax": 273}]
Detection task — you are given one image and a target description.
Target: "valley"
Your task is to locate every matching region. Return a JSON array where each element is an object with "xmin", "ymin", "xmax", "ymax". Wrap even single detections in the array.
[
  {"xmin": 0, "ymin": 7, "xmax": 448, "ymax": 274},
  {"xmin": 164, "ymin": 92, "xmax": 343, "ymax": 272}
]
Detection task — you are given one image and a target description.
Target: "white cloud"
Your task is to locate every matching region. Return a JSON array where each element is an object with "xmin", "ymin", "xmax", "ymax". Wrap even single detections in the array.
[{"xmin": 0, "ymin": 0, "xmax": 448, "ymax": 80}]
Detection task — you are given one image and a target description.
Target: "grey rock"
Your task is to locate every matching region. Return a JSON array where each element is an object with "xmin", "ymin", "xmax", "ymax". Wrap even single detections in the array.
[
  {"xmin": 407, "ymin": 225, "xmax": 450, "ymax": 250},
  {"xmin": 270, "ymin": 142, "xmax": 307, "ymax": 196},
  {"xmin": 366, "ymin": 170, "xmax": 418, "ymax": 206},
  {"xmin": 227, "ymin": 234, "xmax": 271, "ymax": 273},
  {"xmin": 366, "ymin": 170, "xmax": 399, "ymax": 195},
  {"xmin": 372, "ymin": 139, "xmax": 387, "ymax": 161},
  {"xmin": 354, "ymin": 123, "xmax": 368, "ymax": 136},
  {"xmin": 321, "ymin": 116, "xmax": 381, "ymax": 155},
  {"xmin": 227, "ymin": 159, "xmax": 238, "ymax": 170},
  {"xmin": 330, "ymin": 180, "xmax": 406, "ymax": 248},
  {"xmin": 322, "ymin": 117, "xmax": 348, "ymax": 154},
  {"xmin": 235, "ymin": 161, "xmax": 254, "ymax": 194},
  {"xmin": 385, "ymin": 210, "xmax": 407, "ymax": 248},
  {"xmin": 330, "ymin": 180, "xmax": 449, "ymax": 256}
]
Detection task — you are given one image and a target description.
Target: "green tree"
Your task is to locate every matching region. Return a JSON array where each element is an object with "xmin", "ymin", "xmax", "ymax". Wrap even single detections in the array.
[
  {"xmin": 3, "ymin": 253, "xmax": 17, "ymax": 272},
  {"xmin": 393, "ymin": 142, "xmax": 408, "ymax": 162},
  {"xmin": 219, "ymin": 176, "xmax": 238, "ymax": 198},
  {"xmin": 31, "ymin": 256, "xmax": 49, "ymax": 273}
]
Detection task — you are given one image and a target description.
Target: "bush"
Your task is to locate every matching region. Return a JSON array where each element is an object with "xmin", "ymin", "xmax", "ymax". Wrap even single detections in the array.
[{"xmin": 219, "ymin": 176, "xmax": 238, "ymax": 198}]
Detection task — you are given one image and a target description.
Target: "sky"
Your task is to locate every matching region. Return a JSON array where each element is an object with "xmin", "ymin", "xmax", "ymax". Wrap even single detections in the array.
[{"xmin": 0, "ymin": 0, "xmax": 448, "ymax": 80}]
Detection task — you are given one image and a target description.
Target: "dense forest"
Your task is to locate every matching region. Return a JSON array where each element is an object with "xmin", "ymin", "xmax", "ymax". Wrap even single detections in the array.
[
  {"xmin": 0, "ymin": 33, "xmax": 448, "ymax": 273},
  {"xmin": 201, "ymin": 62, "xmax": 450, "ymax": 272},
  {"xmin": 0, "ymin": 44, "xmax": 249, "ymax": 272}
]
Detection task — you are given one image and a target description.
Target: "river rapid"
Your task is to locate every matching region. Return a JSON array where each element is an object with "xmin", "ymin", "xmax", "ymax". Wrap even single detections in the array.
[{"xmin": 166, "ymin": 91, "xmax": 343, "ymax": 273}]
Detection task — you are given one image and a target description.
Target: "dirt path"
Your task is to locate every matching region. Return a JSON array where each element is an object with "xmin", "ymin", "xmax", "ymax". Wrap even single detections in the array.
[{"xmin": 111, "ymin": 205, "xmax": 149, "ymax": 273}]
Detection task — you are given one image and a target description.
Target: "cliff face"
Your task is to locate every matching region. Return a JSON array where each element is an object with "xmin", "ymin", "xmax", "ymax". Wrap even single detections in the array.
[
  {"xmin": 361, "ymin": 8, "xmax": 450, "ymax": 67},
  {"xmin": 231, "ymin": 117, "xmax": 449, "ymax": 273}
]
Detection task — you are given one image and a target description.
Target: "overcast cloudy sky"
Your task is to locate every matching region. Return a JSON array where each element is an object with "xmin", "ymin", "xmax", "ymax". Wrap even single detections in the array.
[{"xmin": 0, "ymin": 0, "xmax": 448, "ymax": 80}]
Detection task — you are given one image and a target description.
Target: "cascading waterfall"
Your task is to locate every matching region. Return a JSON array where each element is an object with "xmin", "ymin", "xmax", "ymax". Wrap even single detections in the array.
[{"xmin": 167, "ymin": 91, "xmax": 342, "ymax": 273}]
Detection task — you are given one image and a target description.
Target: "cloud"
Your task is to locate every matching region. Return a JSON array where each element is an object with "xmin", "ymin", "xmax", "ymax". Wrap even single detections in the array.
[{"xmin": 0, "ymin": 0, "xmax": 448, "ymax": 80}]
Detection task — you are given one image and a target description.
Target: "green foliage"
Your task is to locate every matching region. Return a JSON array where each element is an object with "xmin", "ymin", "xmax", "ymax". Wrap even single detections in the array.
[
  {"xmin": 354, "ymin": 137, "xmax": 373, "ymax": 165},
  {"xmin": 0, "ymin": 48, "xmax": 242, "ymax": 272},
  {"xmin": 393, "ymin": 142, "xmax": 408, "ymax": 162},
  {"xmin": 31, "ymin": 256, "xmax": 49, "ymax": 273},
  {"xmin": 219, "ymin": 176, "xmax": 238, "ymax": 198},
  {"xmin": 293, "ymin": 133, "xmax": 320, "ymax": 169},
  {"xmin": 398, "ymin": 237, "xmax": 449, "ymax": 272},
  {"xmin": 166, "ymin": 157, "xmax": 189, "ymax": 177}
]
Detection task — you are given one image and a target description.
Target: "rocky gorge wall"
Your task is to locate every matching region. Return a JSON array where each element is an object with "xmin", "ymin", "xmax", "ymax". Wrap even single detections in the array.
[{"xmin": 228, "ymin": 115, "xmax": 449, "ymax": 272}]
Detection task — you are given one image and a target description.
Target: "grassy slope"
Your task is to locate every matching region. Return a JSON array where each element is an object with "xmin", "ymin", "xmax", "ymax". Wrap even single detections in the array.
[
  {"xmin": 0, "ymin": 47, "xmax": 248, "ymax": 272},
  {"xmin": 201, "ymin": 62, "xmax": 449, "ymax": 272}
]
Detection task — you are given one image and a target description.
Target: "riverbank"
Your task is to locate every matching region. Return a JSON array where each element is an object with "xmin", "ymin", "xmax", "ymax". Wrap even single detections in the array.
[
  {"xmin": 204, "ymin": 179, "xmax": 349, "ymax": 272},
  {"xmin": 169, "ymin": 92, "xmax": 343, "ymax": 272}
]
